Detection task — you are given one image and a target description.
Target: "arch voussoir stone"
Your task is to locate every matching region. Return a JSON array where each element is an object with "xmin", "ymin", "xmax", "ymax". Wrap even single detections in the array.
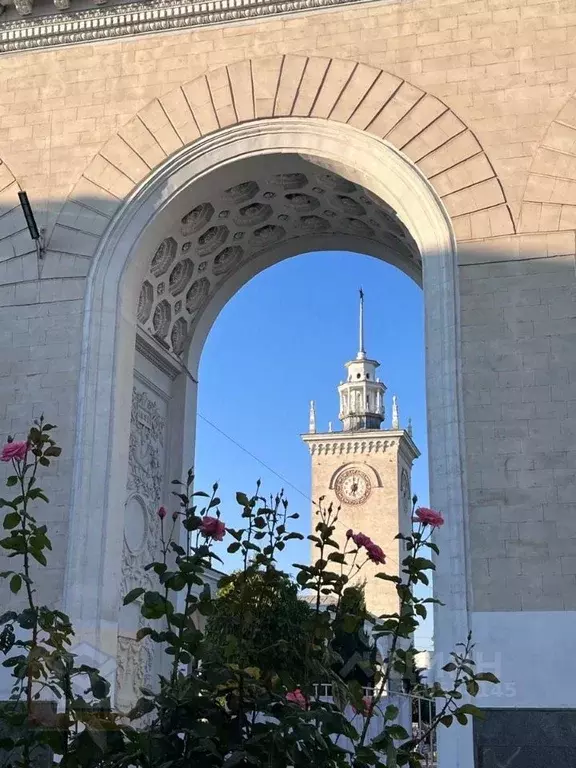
[
  {"xmin": 50, "ymin": 54, "xmax": 515, "ymax": 257},
  {"xmin": 520, "ymin": 93, "xmax": 576, "ymax": 232}
]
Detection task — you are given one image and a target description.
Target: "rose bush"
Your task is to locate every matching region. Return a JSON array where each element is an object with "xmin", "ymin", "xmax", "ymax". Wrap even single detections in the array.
[{"xmin": 0, "ymin": 420, "xmax": 498, "ymax": 767}]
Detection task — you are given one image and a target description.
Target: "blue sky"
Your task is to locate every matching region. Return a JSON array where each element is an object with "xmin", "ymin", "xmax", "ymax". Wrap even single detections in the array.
[{"xmin": 194, "ymin": 249, "xmax": 432, "ymax": 648}]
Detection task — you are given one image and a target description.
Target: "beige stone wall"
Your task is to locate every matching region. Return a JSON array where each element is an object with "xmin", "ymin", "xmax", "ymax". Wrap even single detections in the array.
[
  {"xmin": 0, "ymin": 0, "xmax": 574, "ymax": 225},
  {"xmin": 460, "ymin": 232, "xmax": 576, "ymax": 612},
  {"xmin": 0, "ymin": 0, "xmax": 575, "ymax": 614}
]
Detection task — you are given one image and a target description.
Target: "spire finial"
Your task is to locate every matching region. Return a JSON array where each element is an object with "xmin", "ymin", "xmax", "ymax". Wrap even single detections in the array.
[
  {"xmin": 309, "ymin": 400, "xmax": 316, "ymax": 434},
  {"xmin": 392, "ymin": 394, "xmax": 399, "ymax": 429},
  {"xmin": 357, "ymin": 287, "xmax": 366, "ymax": 360},
  {"xmin": 407, "ymin": 417, "xmax": 413, "ymax": 437}
]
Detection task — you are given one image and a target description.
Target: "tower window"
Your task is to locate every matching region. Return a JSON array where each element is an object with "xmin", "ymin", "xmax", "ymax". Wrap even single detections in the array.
[
  {"xmin": 366, "ymin": 373, "xmax": 370, "ymax": 379},
  {"xmin": 356, "ymin": 373, "xmax": 361, "ymax": 379}
]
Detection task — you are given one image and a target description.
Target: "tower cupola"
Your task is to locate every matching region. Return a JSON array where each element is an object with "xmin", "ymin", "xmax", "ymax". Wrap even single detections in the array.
[{"xmin": 337, "ymin": 289, "xmax": 386, "ymax": 432}]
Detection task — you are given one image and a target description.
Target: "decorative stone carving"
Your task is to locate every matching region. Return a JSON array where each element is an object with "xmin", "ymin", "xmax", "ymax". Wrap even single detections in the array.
[
  {"xmin": 137, "ymin": 281, "xmax": 154, "ymax": 324},
  {"xmin": 331, "ymin": 195, "xmax": 366, "ymax": 216},
  {"xmin": 181, "ymin": 202, "xmax": 215, "ymax": 236},
  {"xmin": 341, "ymin": 218, "xmax": 375, "ymax": 238},
  {"xmin": 136, "ymin": 164, "xmax": 420, "ymax": 357},
  {"xmin": 197, "ymin": 225, "xmax": 229, "ymax": 257},
  {"xmin": 233, "ymin": 202, "xmax": 273, "ymax": 226},
  {"xmin": 151, "ymin": 237, "xmax": 177, "ymax": 278},
  {"xmin": 118, "ymin": 386, "xmax": 167, "ymax": 712},
  {"xmin": 169, "ymin": 259, "xmax": 194, "ymax": 296},
  {"xmin": 116, "ymin": 635, "xmax": 155, "ymax": 713},
  {"xmin": 271, "ymin": 173, "xmax": 308, "ymax": 190},
  {"xmin": 250, "ymin": 224, "xmax": 286, "ymax": 247},
  {"xmin": 307, "ymin": 438, "xmax": 393, "ymax": 456},
  {"xmin": 285, "ymin": 193, "xmax": 320, "ymax": 212},
  {"xmin": 170, "ymin": 316, "xmax": 188, "ymax": 354},
  {"xmin": 223, "ymin": 181, "xmax": 259, "ymax": 204},
  {"xmin": 299, "ymin": 215, "xmax": 330, "ymax": 233},
  {"xmin": 185, "ymin": 277, "xmax": 210, "ymax": 313},
  {"xmin": 127, "ymin": 388, "xmax": 166, "ymax": 507},
  {"xmin": 0, "ymin": 0, "xmax": 373, "ymax": 50},
  {"xmin": 401, "ymin": 468, "xmax": 411, "ymax": 515},
  {"xmin": 213, "ymin": 246, "xmax": 243, "ymax": 276},
  {"xmin": 152, "ymin": 299, "xmax": 171, "ymax": 339}
]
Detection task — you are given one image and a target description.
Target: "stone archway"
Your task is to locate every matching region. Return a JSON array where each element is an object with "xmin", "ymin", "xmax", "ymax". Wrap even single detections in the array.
[{"xmin": 63, "ymin": 111, "xmax": 467, "ymax": 673}]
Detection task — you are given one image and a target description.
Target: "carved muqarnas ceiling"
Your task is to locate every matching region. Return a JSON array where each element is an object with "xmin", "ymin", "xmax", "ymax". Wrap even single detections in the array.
[{"xmin": 137, "ymin": 166, "xmax": 419, "ymax": 357}]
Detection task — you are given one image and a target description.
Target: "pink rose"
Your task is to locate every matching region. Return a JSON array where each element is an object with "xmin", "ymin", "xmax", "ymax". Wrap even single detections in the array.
[
  {"xmin": 200, "ymin": 516, "xmax": 226, "ymax": 541},
  {"xmin": 366, "ymin": 543, "xmax": 386, "ymax": 565},
  {"xmin": 352, "ymin": 695, "xmax": 373, "ymax": 716},
  {"xmin": 346, "ymin": 529, "xmax": 354, "ymax": 539},
  {"xmin": 157, "ymin": 506, "xmax": 167, "ymax": 520},
  {"xmin": 1, "ymin": 441, "xmax": 28, "ymax": 463},
  {"xmin": 414, "ymin": 507, "xmax": 444, "ymax": 528},
  {"xmin": 352, "ymin": 532, "xmax": 373, "ymax": 549},
  {"xmin": 286, "ymin": 688, "xmax": 307, "ymax": 709},
  {"xmin": 172, "ymin": 510, "xmax": 179, "ymax": 521}
]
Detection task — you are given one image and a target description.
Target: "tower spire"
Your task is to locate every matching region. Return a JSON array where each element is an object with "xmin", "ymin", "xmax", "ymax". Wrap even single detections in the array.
[
  {"xmin": 357, "ymin": 287, "xmax": 366, "ymax": 360},
  {"xmin": 392, "ymin": 394, "xmax": 399, "ymax": 429},
  {"xmin": 309, "ymin": 400, "xmax": 316, "ymax": 434}
]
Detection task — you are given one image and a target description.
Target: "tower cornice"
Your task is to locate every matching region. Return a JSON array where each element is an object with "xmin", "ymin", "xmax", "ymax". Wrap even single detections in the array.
[{"xmin": 301, "ymin": 428, "xmax": 420, "ymax": 461}]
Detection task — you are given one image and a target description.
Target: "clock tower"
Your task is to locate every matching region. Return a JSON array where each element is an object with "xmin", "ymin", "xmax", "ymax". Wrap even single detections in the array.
[{"xmin": 302, "ymin": 291, "xmax": 420, "ymax": 618}]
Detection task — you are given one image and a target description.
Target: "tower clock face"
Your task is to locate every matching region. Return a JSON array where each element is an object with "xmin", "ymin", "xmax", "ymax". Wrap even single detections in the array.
[{"xmin": 335, "ymin": 469, "xmax": 372, "ymax": 505}]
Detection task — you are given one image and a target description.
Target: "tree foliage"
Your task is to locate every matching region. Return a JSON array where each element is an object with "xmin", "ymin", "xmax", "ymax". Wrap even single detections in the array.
[{"xmin": 204, "ymin": 569, "xmax": 313, "ymax": 684}]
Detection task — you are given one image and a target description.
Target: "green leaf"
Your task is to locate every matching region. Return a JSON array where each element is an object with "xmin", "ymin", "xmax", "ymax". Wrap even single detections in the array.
[
  {"xmin": 30, "ymin": 550, "xmax": 47, "ymax": 566},
  {"xmin": 466, "ymin": 679, "xmax": 480, "ymax": 697},
  {"xmin": 475, "ymin": 672, "xmax": 499, "ymax": 684},
  {"xmin": 43, "ymin": 446, "xmax": 61, "ymax": 457},
  {"xmin": 6, "ymin": 477, "xmax": 18, "ymax": 488},
  {"xmin": 123, "ymin": 588, "xmax": 145, "ymax": 606},
  {"xmin": 387, "ymin": 724, "xmax": 409, "ymax": 740},
  {"xmin": 9, "ymin": 575, "xmax": 21, "ymax": 594},
  {"xmin": 455, "ymin": 712, "xmax": 468, "ymax": 725},
  {"xmin": 442, "ymin": 662, "xmax": 457, "ymax": 672},
  {"xmin": 440, "ymin": 715, "xmax": 453, "ymax": 727},
  {"xmin": 384, "ymin": 704, "xmax": 399, "ymax": 722},
  {"xmin": 3, "ymin": 512, "xmax": 20, "ymax": 530},
  {"xmin": 457, "ymin": 703, "xmax": 485, "ymax": 719}
]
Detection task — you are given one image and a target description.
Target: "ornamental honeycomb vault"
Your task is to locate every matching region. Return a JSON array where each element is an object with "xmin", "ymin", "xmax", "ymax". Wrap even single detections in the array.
[{"xmin": 137, "ymin": 158, "xmax": 419, "ymax": 357}]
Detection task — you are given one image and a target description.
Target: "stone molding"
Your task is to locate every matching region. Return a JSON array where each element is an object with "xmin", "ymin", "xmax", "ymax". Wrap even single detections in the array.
[
  {"xmin": 303, "ymin": 428, "xmax": 420, "ymax": 461},
  {"xmin": 304, "ymin": 436, "xmax": 397, "ymax": 456},
  {"xmin": 48, "ymin": 55, "xmax": 514, "ymax": 264},
  {"xmin": 0, "ymin": 0, "xmax": 366, "ymax": 52}
]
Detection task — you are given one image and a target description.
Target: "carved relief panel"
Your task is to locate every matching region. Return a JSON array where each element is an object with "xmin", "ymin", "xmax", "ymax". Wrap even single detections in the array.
[
  {"xmin": 400, "ymin": 467, "xmax": 411, "ymax": 517},
  {"xmin": 116, "ymin": 383, "xmax": 168, "ymax": 712}
]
